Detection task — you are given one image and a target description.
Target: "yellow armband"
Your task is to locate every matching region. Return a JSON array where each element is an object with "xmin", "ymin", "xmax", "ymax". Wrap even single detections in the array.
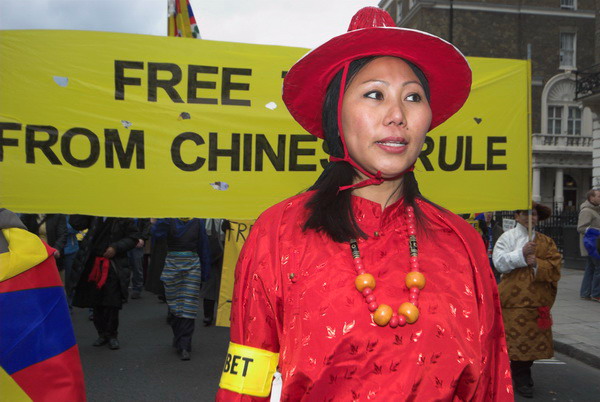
[{"xmin": 219, "ymin": 342, "xmax": 279, "ymax": 397}]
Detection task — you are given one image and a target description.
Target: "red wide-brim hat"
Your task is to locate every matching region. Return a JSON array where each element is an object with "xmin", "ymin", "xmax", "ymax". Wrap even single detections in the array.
[{"xmin": 283, "ymin": 7, "xmax": 472, "ymax": 139}]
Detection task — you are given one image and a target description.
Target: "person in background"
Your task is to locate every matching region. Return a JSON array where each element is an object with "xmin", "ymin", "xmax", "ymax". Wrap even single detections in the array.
[
  {"xmin": 200, "ymin": 218, "xmax": 226, "ymax": 326},
  {"xmin": 128, "ymin": 218, "xmax": 151, "ymax": 300},
  {"xmin": 71, "ymin": 216, "xmax": 139, "ymax": 350},
  {"xmin": 493, "ymin": 203, "xmax": 561, "ymax": 398},
  {"xmin": 476, "ymin": 212, "xmax": 504, "ymax": 283},
  {"xmin": 577, "ymin": 188, "xmax": 600, "ymax": 302},
  {"xmin": 152, "ymin": 218, "xmax": 210, "ymax": 360},
  {"xmin": 60, "ymin": 216, "xmax": 80, "ymax": 308},
  {"xmin": 20, "ymin": 213, "xmax": 67, "ymax": 266}
]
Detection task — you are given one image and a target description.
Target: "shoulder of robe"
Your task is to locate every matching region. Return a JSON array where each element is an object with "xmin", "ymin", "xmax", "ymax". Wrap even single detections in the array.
[{"xmin": 254, "ymin": 192, "xmax": 313, "ymax": 229}]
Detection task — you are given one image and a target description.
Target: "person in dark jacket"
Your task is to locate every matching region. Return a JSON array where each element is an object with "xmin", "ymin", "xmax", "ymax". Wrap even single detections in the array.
[
  {"xmin": 153, "ymin": 218, "xmax": 210, "ymax": 360},
  {"xmin": 20, "ymin": 214, "xmax": 67, "ymax": 259},
  {"xmin": 128, "ymin": 218, "xmax": 152, "ymax": 300},
  {"xmin": 476, "ymin": 212, "xmax": 504, "ymax": 283},
  {"xmin": 71, "ymin": 216, "xmax": 139, "ymax": 350}
]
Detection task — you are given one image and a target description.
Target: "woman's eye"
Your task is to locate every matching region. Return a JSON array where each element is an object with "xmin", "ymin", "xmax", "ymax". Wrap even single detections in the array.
[
  {"xmin": 406, "ymin": 93, "xmax": 423, "ymax": 102},
  {"xmin": 364, "ymin": 91, "xmax": 383, "ymax": 100}
]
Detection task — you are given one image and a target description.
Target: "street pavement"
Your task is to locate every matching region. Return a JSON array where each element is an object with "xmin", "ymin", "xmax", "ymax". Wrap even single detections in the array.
[
  {"xmin": 552, "ymin": 267, "xmax": 600, "ymax": 370},
  {"xmin": 71, "ymin": 267, "xmax": 599, "ymax": 401}
]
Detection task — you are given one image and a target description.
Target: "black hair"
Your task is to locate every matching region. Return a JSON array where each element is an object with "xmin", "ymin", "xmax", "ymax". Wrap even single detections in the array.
[{"xmin": 303, "ymin": 56, "xmax": 430, "ymax": 243}]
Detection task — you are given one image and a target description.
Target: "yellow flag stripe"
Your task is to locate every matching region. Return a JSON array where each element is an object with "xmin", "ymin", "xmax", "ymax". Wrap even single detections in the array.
[
  {"xmin": 0, "ymin": 228, "xmax": 48, "ymax": 282},
  {"xmin": 0, "ymin": 366, "xmax": 32, "ymax": 402}
]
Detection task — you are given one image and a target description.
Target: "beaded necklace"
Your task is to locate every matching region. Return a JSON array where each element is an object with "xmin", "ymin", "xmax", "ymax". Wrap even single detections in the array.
[{"xmin": 350, "ymin": 205, "xmax": 425, "ymax": 328}]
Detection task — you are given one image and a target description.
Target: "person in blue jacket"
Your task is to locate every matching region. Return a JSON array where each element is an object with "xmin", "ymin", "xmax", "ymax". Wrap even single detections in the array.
[{"xmin": 152, "ymin": 218, "xmax": 210, "ymax": 360}]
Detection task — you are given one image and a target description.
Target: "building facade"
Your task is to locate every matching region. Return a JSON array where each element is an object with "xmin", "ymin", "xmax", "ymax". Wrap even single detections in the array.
[{"xmin": 379, "ymin": 0, "xmax": 597, "ymax": 210}]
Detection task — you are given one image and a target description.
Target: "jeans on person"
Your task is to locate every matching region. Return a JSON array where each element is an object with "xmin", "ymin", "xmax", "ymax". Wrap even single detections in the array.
[
  {"xmin": 128, "ymin": 247, "xmax": 145, "ymax": 292},
  {"xmin": 580, "ymin": 256, "xmax": 600, "ymax": 298}
]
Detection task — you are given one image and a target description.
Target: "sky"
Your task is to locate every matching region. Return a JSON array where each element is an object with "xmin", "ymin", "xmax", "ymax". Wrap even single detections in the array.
[{"xmin": 0, "ymin": 0, "xmax": 382, "ymax": 49}]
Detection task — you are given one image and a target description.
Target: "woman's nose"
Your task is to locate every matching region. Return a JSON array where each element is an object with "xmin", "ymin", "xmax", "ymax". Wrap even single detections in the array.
[{"xmin": 384, "ymin": 102, "xmax": 405, "ymax": 126}]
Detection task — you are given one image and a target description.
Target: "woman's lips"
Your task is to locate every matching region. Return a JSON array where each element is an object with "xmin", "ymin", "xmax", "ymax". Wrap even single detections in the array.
[{"xmin": 375, "ymin": 137, "xmax": 408, "ymax": 154}]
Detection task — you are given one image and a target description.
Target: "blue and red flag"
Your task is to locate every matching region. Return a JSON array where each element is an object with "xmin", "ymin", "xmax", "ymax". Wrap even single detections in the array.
[
  {"xmin": 0, "ymin": 227, "xmax": 86, "ymax": 401},
  {"xmin": 168, "ymin": 0, "xmax": 201, "ymax": 38}
]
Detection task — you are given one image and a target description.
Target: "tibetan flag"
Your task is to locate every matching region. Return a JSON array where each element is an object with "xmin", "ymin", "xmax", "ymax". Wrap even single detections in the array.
[
  {"xmin": 0, "ymin": 227, "xmax": 86, "ymax": 401},
  {"xmin": 167, "ymin": 0, "xmax": 201, "ymax": 38}
]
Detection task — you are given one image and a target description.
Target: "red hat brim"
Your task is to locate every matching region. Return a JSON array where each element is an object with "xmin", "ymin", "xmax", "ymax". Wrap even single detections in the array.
[{"xmin": 283, "ymin": 27, "xmax": 472, "ymax": 139}]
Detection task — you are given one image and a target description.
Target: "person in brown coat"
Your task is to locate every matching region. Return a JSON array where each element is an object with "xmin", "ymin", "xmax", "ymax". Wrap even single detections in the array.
[{"xmin": 492, "ymin": 203, "xmax": 561, "ymax": 398}]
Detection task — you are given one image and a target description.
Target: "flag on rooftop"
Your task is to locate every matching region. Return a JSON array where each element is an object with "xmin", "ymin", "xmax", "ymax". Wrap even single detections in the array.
[{"xmin": 168, "ymin": 0, "xmax": 201, "ymax": 38}]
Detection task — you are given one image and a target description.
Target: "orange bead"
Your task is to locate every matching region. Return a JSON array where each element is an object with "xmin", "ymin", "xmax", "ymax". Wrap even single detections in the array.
[
  {"xmin": 355, "ymin": 273, "xmax": 376, "ymax": 292},
  {"xmin": 405, "ymin": 272, "xmax": 426, "ymax": 290},
  {"xmin": 373, "ymin": 304, "xmax": 393, "ymax": 326},
  {"xmin": 398, "ymin": 302, "xmax": 419, "ymax": 323}
]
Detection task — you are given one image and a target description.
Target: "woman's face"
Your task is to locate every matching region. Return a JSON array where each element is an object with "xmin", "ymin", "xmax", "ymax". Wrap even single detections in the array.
[{"xmin": 341, "ymin": 57, "xmax": 432, "ymax": 178}]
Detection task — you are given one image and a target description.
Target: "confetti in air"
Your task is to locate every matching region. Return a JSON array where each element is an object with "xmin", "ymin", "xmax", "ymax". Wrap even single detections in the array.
[{"xmin": 121, "ymin": 120, "xmax": 132, "ymax": 129}]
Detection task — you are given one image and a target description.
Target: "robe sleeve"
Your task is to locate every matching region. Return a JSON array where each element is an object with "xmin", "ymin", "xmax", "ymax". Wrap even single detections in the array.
[
  {"xmin": 216, "ymin": 211, "xmax": 283, "ymax": 401},
  {"xmin": 432, "ymin": 209, "xmax": 513, "ymax": 401},
  {"xmin": 492, "ymin": 230, "xmax": 527, "ymax": 273},
  {"xmin": 467, "ymin": 231, "xmax": 513, "ymax": 401},
  {"xmin": 534, "ymin": 234, "xmax": 561, "ymax": 284}
]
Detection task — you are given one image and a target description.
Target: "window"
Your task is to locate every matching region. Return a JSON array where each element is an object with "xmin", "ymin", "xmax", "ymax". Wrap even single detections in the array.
[
  {"xmin": 547, "ymin": 105, "xmax": 582, "ymax": 135},
  {"xmin": 567, "ymin": 106, "xmax": 581, "ymax": 135},
  {"xmin": 396, "ymin": 1, "xmax": 403, "ymax": 21},
  {"xmin": 548, "ymin": 106, "xmax": 563, "ymax": 135},
  {"xmin": 560, "ymin": 0, "xmax": 576, "ymax": 10},
  {"xmin": 559, "ymin": 32, "xmax": 576, "ymax": 69}
]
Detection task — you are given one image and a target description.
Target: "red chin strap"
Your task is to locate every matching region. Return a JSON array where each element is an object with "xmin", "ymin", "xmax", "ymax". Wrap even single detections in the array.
[{"xmin": 329, "ymin": 61, "xmax": 414, "ymax": 192}]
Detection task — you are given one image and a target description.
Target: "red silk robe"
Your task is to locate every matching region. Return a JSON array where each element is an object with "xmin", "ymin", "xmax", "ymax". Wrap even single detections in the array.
[{"xmin": 217, "ymin": 193, "xmax": 513, "ymax": 401}]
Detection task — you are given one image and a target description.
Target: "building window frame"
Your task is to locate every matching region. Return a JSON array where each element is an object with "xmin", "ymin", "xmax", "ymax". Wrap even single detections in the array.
[
  {"xmin": 396, "ymin": 0, "xmax": 403, "ymax": 21},
  {"xmin": 560, "ymin": 0, "xmax": 577, "ymax": 10},
  {"xmin": 547, "ymin": 103, "xmax": 582, "ymax": 135},
  {"xmin": 541, "ymin": 73, "xmax": 586, "ymax": 137},
  {"xmin": 559, "ymin": 31, "xmax": 577, "ymax": 70}
]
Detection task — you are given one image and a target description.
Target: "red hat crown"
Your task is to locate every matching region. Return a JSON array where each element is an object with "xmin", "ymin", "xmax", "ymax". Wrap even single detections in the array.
[{"xmin": 347, "ymin": 7, "xmax": 396, "ymax": 31}]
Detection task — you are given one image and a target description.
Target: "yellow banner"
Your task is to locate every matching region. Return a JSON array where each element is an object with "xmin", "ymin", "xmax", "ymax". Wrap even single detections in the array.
[
  {"xmin": 216, "ymin": 220, "xmax": 255, "ymax": 327},
  {"xmin": 0, "ymin": 31, "xmax": 530, "ymax": 218}
]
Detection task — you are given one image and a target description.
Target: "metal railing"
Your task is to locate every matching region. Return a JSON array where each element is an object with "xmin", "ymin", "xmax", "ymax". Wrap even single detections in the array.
[
  {"xmin": 576, "ymin": 64, "xmax": 600, "ymax": 100},
  {"xmin": 495, "ymin": 203, "xmax": 579, "ymax": 254}
]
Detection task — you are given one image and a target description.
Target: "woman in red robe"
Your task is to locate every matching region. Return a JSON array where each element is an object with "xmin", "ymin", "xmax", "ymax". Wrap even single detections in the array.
[{"xmin": 217, "ymin": 7, "xmax": 513, "ymax": 401}]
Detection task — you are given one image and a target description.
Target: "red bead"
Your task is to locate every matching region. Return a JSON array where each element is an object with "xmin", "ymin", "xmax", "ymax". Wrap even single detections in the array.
[
  {"xmin": 410, "ymin": 256, "xmax": 418, "ymax": 264},
  {"xmin": 408, "ymin": 228, "xmax": 416, "ymax": 236},
  {"xmin": 389, "ymin": 315, "xmax": 399, "ymax": 328},
  {"xmin": 366, "ymin": 294, "xmax": 376, "ymax": 303},
  {"xmin": 410, "ymin": 287, "xmax": 420, "ymax": 295},
  {"xmin": 358, "ymin": 270, "xmax": 366, "ymax": 275},
  {"xmin": 368, "ymin": 302, "xmax": 378, "ymax": 312},
  {"xmin": 406, "ymin": 206, "xmax": 414, "ymax": 214},
  {"xmin": 354, "ymin": 258, "xmax": 363, "ymax": 265},
  {"xmin": 355, "ymin": 264, "xmax": 364, "ymax": 272},
  {"xmin": 362, "ymin": 288, "xmax": 373, "ymax": 297},
  {"xmin": 409, "ymin": 294, "xmax": 418, "ymax": 304},
  {"xmin": 410, "ymin": 262, "xmax": 419, "ymax": 270},
  {"xmin": 397, "ymin": 315, "xmax": 407, "ymax": 326}
]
